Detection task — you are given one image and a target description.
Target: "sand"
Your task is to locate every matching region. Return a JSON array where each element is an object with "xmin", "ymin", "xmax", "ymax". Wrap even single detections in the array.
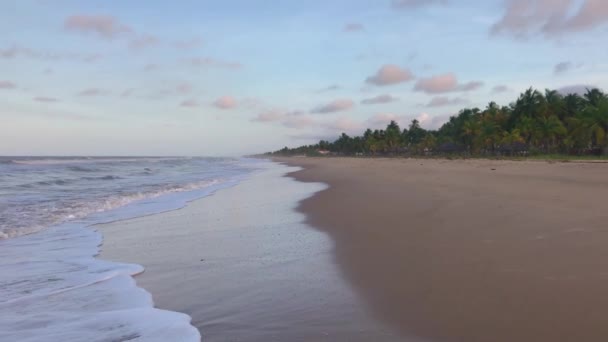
[
  {"xmin": 97, "ymin": 162, "xmax": 399, "ymax": 341},
  {"xmin": 276, "ymin": 157, "xmax": 608, "ymax": 342}
]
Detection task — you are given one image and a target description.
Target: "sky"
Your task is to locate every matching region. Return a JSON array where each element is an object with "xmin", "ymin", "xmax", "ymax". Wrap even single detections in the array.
[{"xmin": 1, "ymin": 0, "xmax": 607, "ymax": 156}]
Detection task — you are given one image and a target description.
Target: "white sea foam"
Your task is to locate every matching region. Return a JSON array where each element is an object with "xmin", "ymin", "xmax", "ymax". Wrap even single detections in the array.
[
  {"xmin": 0, "ymin": 157, "xmax": 265, "ymax": 341},
  {"xmin": 0, "ymin": 179, "xmax": 221, "ymax": 240},
  {"xmin": 0, "ymin": 223, "xmax": 201, "ymax": 342}
]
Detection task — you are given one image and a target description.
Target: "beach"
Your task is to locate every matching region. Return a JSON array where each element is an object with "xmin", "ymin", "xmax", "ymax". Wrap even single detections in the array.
[
  {"xmin": 97, "ymin": 162, "xmax": 399, "ymax": 341},
  {"xmin": 95, "ymin": 157, "xmax": 608, "ymax": 341},
  {"xmin": 277, "ymin": 157, "xmax": 608, "ymax": 342}
]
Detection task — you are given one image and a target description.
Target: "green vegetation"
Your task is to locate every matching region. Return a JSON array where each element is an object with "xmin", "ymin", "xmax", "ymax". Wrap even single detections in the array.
[{"xmin": 268, "ymin": 87, "xmax": 608, "ymax": 159}]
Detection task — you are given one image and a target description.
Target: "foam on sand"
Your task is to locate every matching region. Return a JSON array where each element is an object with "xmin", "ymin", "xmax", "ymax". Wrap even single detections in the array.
[{"xmin": 0, "ymin": 222, "xmax": 201, "ymax": 342}]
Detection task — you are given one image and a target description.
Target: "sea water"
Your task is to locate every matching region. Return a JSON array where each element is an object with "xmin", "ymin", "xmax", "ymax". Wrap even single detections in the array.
[{"xmin": 0, "ymin": 156, "xmax": 260, "ymax": 341}]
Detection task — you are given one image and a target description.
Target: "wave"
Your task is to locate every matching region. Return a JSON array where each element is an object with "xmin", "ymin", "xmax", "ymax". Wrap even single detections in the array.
[
  {"xmin": 2, "ymin": 179, "xmax": 223, "ymax": 240},
  {"xmin": 81, "ymin": 175, "xmax": 123, "ymax": 181},
  {"xmin": 0, "ymin": 219, "xmax": 201, "ymax": 342},
  {"xmin": 10, "ymin": 157, "xmax": 187, "ymax": 166},
  {"xmin": 67, "ymin": 166, "xmax": 99, "ymax": 172}
]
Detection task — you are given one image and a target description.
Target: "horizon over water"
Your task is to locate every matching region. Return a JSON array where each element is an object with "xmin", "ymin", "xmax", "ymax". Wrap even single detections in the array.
[{"xmin": 0, "ymin": 156, "xmax": 263, "ymax": 341}]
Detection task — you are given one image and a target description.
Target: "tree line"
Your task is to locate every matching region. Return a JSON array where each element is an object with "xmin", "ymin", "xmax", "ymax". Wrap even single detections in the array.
[{"xmin": 268, "ymin": 87, "xmax": 608, "ymax": 157}]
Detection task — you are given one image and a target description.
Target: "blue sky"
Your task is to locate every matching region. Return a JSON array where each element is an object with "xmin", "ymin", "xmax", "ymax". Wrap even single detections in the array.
[{"xmin": 1, "ymin": 0, "xmax": 607, "ymax": 156}]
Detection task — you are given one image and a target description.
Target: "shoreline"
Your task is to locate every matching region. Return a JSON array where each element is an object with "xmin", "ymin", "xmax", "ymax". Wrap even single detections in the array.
[
  {"xmin": 276, "ymin": 156, "xmax": 608, "ymax": 342},
  {"xmin": 97, "ymin": 161, "xmax": 399, "ymax": 341}
]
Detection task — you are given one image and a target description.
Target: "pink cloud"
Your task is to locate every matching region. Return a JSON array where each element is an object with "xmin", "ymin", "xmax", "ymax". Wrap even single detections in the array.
[
  {"xmin": 361, "ymin": 94, "xmax": 399, "ymax": 105},
  {"xmin": 415, "ymin": 74, "xmax": 457, "ymax": 93},
  {"xmin": 326, "ymin": 117, "xmax": 364, "ymax": 133},
  {"xmin": 283, "ymin": 115, "xmax": 316, "ymax": 129},
  {"xmin": 129, "ymin": 34, "xmax": 160, "ymax": 50},
  {"xmin": 492, "ymin": 0, "xmax": 608, "ymax": 38},
  {"xmin": 121, "ymin": 89, "xmax": 134, "ymax": 97},
  {"xmin": 180, "ymin": 99, "xmax": 200, "ymax": 108},
  {"xmin": 33, "ymin": 96, "xmax": 59, "ymax": 103},
  {"xmin": 77, "ymin": 88, "xmax": 107, "ymax": 96},
  {"xmin": 189, "ymin": 57, "xmax": 242, "ymax": 70},
  {"xmin": 0, "ymin": 80, "xmax": 16, "ymax": 89},
  {"xmin": 176, "ymin": 82, "xmax": 193, "ymax": 94},
  {"xmin": 251, "ymin": 108, "xmax": 305, "ymax": 124},
  {"xmin": 414, "ymin": 73, "xmax": 483, "ymax": 94},
  {"xmin": 392, "ymin": 0, "xmax": 448, "ymax": 9},
  {"xmin": 252, "ymin": 110, "xmax": 286, "ymax": 122},
  {"xmin": 65, "ymin": 15, "xmax": 132, "ymax": 39},
  {"xmin": 312, "ymin": 99, "xmax": 355, "ymax": 114},
  {"xmin": 213, "ymin": 96, "xmax": 238, "ymax": 109},
  {"xmin": 426, "ymin": 96, "xmax": 467, "ymax": 107},
  {"xmin": 344, "ymin": 23, "xmax": 365, "ymax": 32},
  {"xmin": 0, "ymin": 45, "xmax": 101, "ymax": 62},
  {"xmin": 82, "ymin": 53, "xmax": 103, "ymax": 62},
  {"xmin": 143, "ymin": 63, "xmax": 159, "ymax": 71},
  {"xmin": 366, "ymin": 64, "xmax": 414, "ymax": 86},
  {"xmin": 173, "ymin": 38, "xmax": 203, "ymax": 50}
]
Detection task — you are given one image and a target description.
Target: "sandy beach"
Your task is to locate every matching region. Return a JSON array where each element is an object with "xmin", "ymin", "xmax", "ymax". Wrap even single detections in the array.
[
  {"xmin": 276, "ymin": 157, "xmax": 608, "ymax": 342},
  {"xmin": 98, "ymin": 162, "xmax": 399, "ymax": 341}
]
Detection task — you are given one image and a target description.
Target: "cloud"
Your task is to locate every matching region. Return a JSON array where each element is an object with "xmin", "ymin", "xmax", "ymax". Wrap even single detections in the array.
[
  {"xmin": 180, "ymin": 99, "xmax": 199, "ymax": 108},
  {"xmin": 361, "ymin": 94, "xmax": 399, "ymax": 105},
  {"xmin": 213, "ymin": 96, "xmax": 238, "ymax": 109},
  {"xmin": 251, "ymin": 110, "xmax": 287, "ymax": 122},
  {"xmin": 77, "ymin": 88, "xmax": 107, "ymax": 96},
  {"xmin": 316, "ymin": 84, "xmax": 341, "ymax": 93},
  {"xmin": 459, "ymin": 81, "xmax": 484, "ymax": 91},
  {"xmin": 557, "ymin": 84, "xmax": 598, "ymax": 96},
  {"xmin": 554, "ymin": 61, "xmax": 575, "ymax": 74},
  {"xmin": 0, "ymin": 44, "xmax": 101, "ymax": 62},
  {"xmin": 188, "ymin": 57, "xmax": 242, "ymax": 69},
  {"xmin": 176, "ymin": 82, "xmax": 193, "ymax": 94},
  {"xmin": 326, "ymin": 117, "xmax": 364, "ymax": 133},
  {"xmin": 392, "ymin": 0, "xmax": 448, "ymax": 9},
  {"xmin": 366, "ymin": 64, "xmax": 414, "ymax": 86},
  {"xmin": 426, "ymin": 96, "xmax": 467, "ymax": 107},
  {"xmin": 33, "ymin": 96, "xmax": 59, "ymax": 103},
  {"xmin": 173, "ymin": 38, "xmax": 203, "ymax": 50},
  {"xmin": 143, "ymin": 63, "xmax": 159, "ymax": 71},
  {"xmin": 129, "ymin": 34, "xmax": 159, "ymax": 50},
  {"xmin": 312, "ymin": 99, "xmax": 355, "ymax": 114},
  {"xmin": 251, "ymin": 109, "xmax": 309, "ymax": 130},
  {"xmin": 344, "ymin": 23, "xmax": 365, "ymax": 32},
  {"xmin": 282, "ymin": 115, "xmax": 316, "ymax": 129},
  {"xmin": 492, "ymin": 85, "xmax": 510, "ymax": 93},
  {"xmin": 491, "ymin": 0, "xmax": 608, "ymax": 38},
  {"xmin": 0, "ymin": 80, "xmax": 16, "ymax": 89},
  {"xmin": 121, "ymin": 89, "xmax": 134, "ymax": 97},
  {"xmin": 414, "ymin": 73, "xmax": 483, "ymax": 94},
  {"xmin": 64, "ymin": 15, "xmax": 132, "ymax": 39}
]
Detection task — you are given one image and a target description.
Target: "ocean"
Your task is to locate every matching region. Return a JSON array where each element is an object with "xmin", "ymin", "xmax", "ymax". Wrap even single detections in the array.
[{"xmin": 0, "ymin": 156, "xmax": 261, "ymax": 341}]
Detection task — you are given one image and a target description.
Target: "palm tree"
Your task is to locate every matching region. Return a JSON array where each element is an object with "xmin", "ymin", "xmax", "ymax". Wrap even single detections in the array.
[
  {"xmin": 462, "ymin": 119, "xmax": 480, "ymax": 153},
  {"xmin": 534, "ymin": 115, "xmax": 567, "ymax": 153},
  {"xmin": 582, "ymin": 96, "xmax": 608, "ymax": 153},
  {"xmin": 385, "ymin": 121, "xmax": 402, "ymax": 154}
]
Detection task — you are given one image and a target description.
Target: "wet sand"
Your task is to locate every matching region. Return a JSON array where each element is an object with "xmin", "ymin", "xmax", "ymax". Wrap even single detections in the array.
[
  {"xmin": 98, "ymin": 162, "xmax": 399, "ymax": 341},
  {"xmin": 277, "ymin": 157, "xmax": 608, "ymax": 342}
]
